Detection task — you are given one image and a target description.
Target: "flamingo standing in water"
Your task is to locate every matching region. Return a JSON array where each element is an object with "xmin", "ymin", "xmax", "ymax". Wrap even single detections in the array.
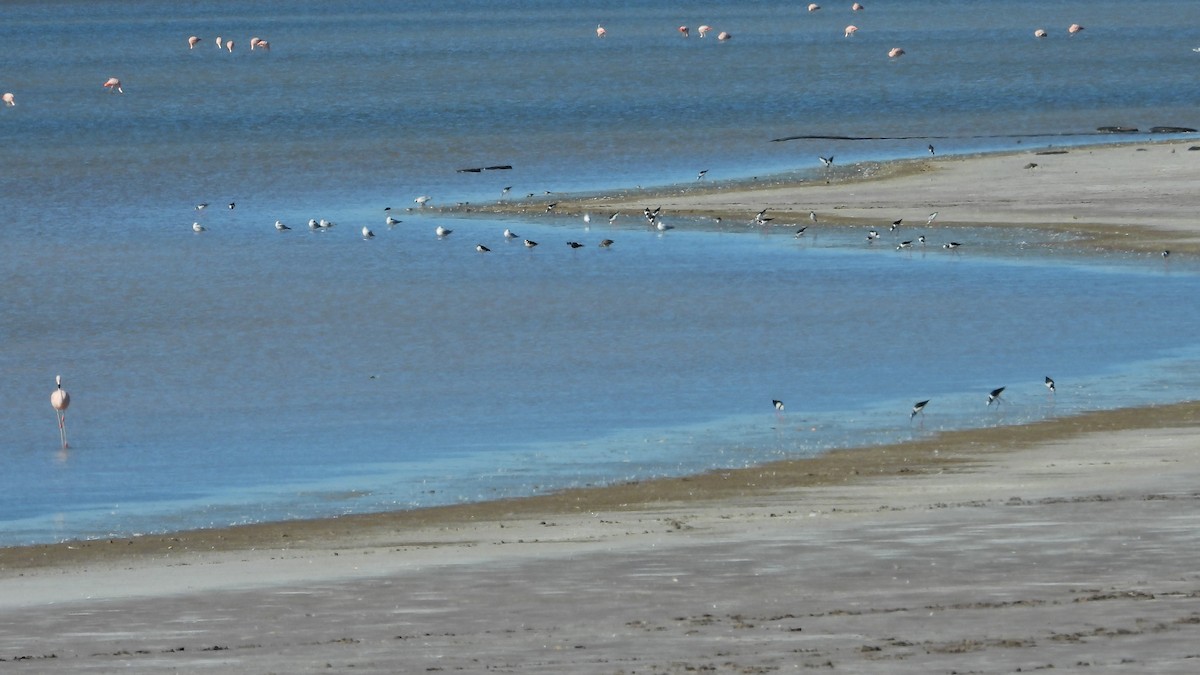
[
  {"xmin": 188, "ymin": 35, "xmax": 201, "ymax": 49},
  {"xmin": 51, "ymin": 375, "xmax": 71, "ymax": 449},
  {"xmin": 679, "ymin": 26, "xmax": 689, "ymax": 37},
  {"xmin": 852, "ymin": 2, "xmax": 864, "ymax": 10},
  {"xmin": 2, "ymin": 92, "xmax": 14, "ymax": 106},
  {"xmin": 717, "ymin": 31, "xmax": 731, "ymax": 41},
  {"xmin": 596, "ymin": 25, "xmax": 607, "ymax": 38},
  {"xmin": 1068, "ymin": 23, "xmax": 1084, "ymax": 34},
  {"xmin": 844, "ymin": 25, "xmax": 858, "ymax": 37},
  {"xmin": 808, "ymin": 3, "xmax": 821, "ymax": 11},
  {"xmin": 1034, "ymin": 28, "xmax": 1047, "ymax": 38},
  {"xmin": 698, "ymin": 25, "xmax": 712, "ymax": 37},
  {"xmin": 103, "ymin": 77, "xmax": 123, "ymax": 93},
  {"xmin": 226, "ymin": 39, "xmax": 235, "ymax": 53},
  {"xmin": 888, "ymin": 47, "xmax": 905, "ymax": 58},
  {"xmin": 215, "ymin": 36, "xmax": 223, "ymax": 49}
]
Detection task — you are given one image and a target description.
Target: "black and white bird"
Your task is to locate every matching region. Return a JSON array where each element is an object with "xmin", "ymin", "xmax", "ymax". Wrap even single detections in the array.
[
  {"xmin": 435, "ymin": 225, "xmax": 452, "ymax": 237},
  {"xmin": 794, "ymin": 227, "xmax": 807, "ymax": 238},
  {"xmin": 362, "ymin": 226, "xmax": 375, "ymax": 239},
  {"xmin": 987, "ymin": 386, "xmax": 1006, "ymax": 406},
  {"xmin": 773, "ymin": 399, "xmax": 785, "ymax": 412},
  {"xmin": 608, "ymin": 213, "xmax": 619, "ymax": 224},
  {"xmin": 910, "ymin": 399, "xmax": 929, "ymax": 419},
  {"xmin": 1044, "ymin": 376, "xmax": 1056, "ymax": 394},
  {"xmin": 599, "ymin": 239, "xmax": 614, "ymax": 248},
  {"xmin": 546, "ymin": 202, "xmax": 557, "ymax": 212},
  {"xmin": 943, "ymin": 241, "xmax": 961, "ymax": 250},
  {"xmin": 896, "ymin": 240, "xmax": 913, "ymax": 250},
  {"xmin": 274, "ymin": 220, "xmax": 290, "ymax": 231},
  {"xmin": 386, "ymin": 215, "xmax": 402, "ymax": 226},
  {"xmin": 501, "ymin": 186, "xmax": 512, "ymax": 197},
  {"xmin": 818, "ymin": 155, "xmax": 835, "ymax": 168},
  {"xmin": 195, "ymin": 202, "xmax": 208, "ymax": 211},
  {"xmin": 1163, "ymin": 250, "xmax": 1171, "ymax": 260},
  {"xmin": 809, "ymin": 210, "xmax": 818, "ymax": 223},
  {"xmin": 192, "ymin": 222, "xmax": 205, "ymax": 233},
  {"xmin": 524, "ymin": 239, "xmax": 538, "ymax": 248},
  {"xmin": 697, "ymin": 169, "xmax": 709, "ymax": 180},
  {"xmin": 891, "ymin": 218, "xmax": 903, "ymax": 230},
  {"xmin": 504, "ymin": 228, "xmax": 518, "ymax": 239},
  {"xmin": 926, "ymin": 211, "xmax": 939, "ymax": 225},
  {"xmin": 867, "ymin": 230, "xmax": 880, "ymax": 242},
  {"xmin": 567, "ymin": 241, "xmax": 584, "ymax": 248},
  {"xmin": 928, "ymin": 144, "xmax": 936, "ymax": 155},
  {"xmin": 227, "ymin": 202, "xmax": 236, "ymax": 210},
  {"xmin": 476, "ymin": 244, "xmax": 490, "ymax": 252}
]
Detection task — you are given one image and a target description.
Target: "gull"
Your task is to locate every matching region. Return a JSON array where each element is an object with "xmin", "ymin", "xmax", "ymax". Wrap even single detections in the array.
[
  {"xmin": 274, "ymin": 220, "xmax": 290, "ymax": 231},
  {"xmin": 476, "ymin": 244, "xmax": 490, "ymax": 252},
  {"xmin": 818, "ymin": 155, "xmax": 834, "ymax": 168},
  {"xmin": 308, "ymin": 219, "xmax": 320, "ymax": 230},
  {"xmin": 436, "ymin": 225, "xmax": 452, "ymax": 237},
  {"xmin": 504, "ymin": 228, "xmax": 518, "ymax": 239},
  {"xmin": 656, "ymin": 220, "xmax": 674, "ymax": 231},
  {"xmin": 524, "ymin": 239, "xmax": 538, "ymax": 248},
  {"xmin": 362, "ymin": 226, "xmax": 375, "ymax": 239},
  {"xmin": 192, "ymin": 222, "xmax": 205, "ymax": 232},
  {"xmin": 583, "ymin": 213, "xmax": 591, "ymax": 224},
  {"xmin": 319, "ymin": 219, "xmax": 334, "ymax": 229},
  {"xmin": 987, "ymin": 387, "xmax": 1005, "ymax": 406},
  {"xmin": 386, "ymin": 215, "xmax": 402, "ymax": 226},
  {"xmin": 415, "ymin": 195, "xmax": 432, "ymax": 206}
]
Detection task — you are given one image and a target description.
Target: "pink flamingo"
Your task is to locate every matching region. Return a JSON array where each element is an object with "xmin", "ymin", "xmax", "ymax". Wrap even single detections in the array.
[
  {"xmin": 852, "ymin": 2, "xmax": 864, "ymax": 10},
  {"xmin": 679, "ymin": 26, "xmax": 689, "ymax": 37},
  {"xmin": 844, "ymin": 25, "xmax": 858, "ymax": 37},
  {"xmin": 1068, "ymin": 23, "xmax": 1084, "ymax": 34},
  {"xmin": 808, "ymin": 3, "xmax": 821, "ymax": 11},
  {"xmin": 1034, "ymin": 28, "xmax": 1047, "ymax": 38},
  {"xmin": 2, "ymin": 92, "xmax": 14, "ymax": 107},
  {"xmin": 717, "ymin": 31, "xmax": 731, "ymax": 41},
  {"xmin": 698, "ymin": 25, "xmax": 711, "ymax": 37},
  {"xmin": 215, "ymin": 36, "xmax": 223, "ymax": 49},
  {"xmin": 226, "ymin": 39, "xmax": 235, "ymax": 52},
  {"xmin": 888, "ymin": 47, "xmax": 905, "ymax": 58},
  {"xmin": 250, "ymin": 37, "xmax": 269, "ymax": 51},
  {"xmin": 596, "ymin": 24, "xmax": 607, "ymax": 38},
  {"xmin": 188, "ymin": 35, "xmax": 201, "ymax": 49},
  {"xmin": 103, "ymin": 77, "xmax": 123, "ymax": 93},
  {"xmin": 51, "ymin": 375, "xmax": 71, "ymax": 449}
]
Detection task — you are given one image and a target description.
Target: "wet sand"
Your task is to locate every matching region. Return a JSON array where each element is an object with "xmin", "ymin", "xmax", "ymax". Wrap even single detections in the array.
[{"xmin": 4, "ymin": 142, "xmax": 1200, "ymax": 672}]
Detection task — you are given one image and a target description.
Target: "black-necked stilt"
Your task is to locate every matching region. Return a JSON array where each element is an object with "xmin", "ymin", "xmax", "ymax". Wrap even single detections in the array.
[
  {"xmin": 524, "ymin": 239, "xmax": 538, "ymax": 248},
  {"xmin": 987, "ymin": 386, "xmax": 1005, "ymax": 406},
  {"xmin": 501, "ymin": 186, "xmax": 512, "ymax": 197},
  {"xmin": 697, "ymin": 169, "xmax": 709, "ymax": 180},
  {"xmin": 1044, "ymin": 376, "xmax": 1055, "ymax": 394},
  {"xmin": 896, "ymin": 240, "xmax": 913, "ymax": 250},
  {"xmin": 599, "ymin": 239, "xmax": 614, "ymax": 248},
  {"xmin": 928, "ymin": 144, "xmax": 935, "ymax": 155},
  {"xmin": 891, "ymin": 218, "xmax": 902, "ymax": 230},
  {"xmin": 926, "ymin": 211, "xmax": 939, "ymax": 224},
  {"xmin": 567, "ymin": 241, "xmax": 584, "ymax": 248},
  {"xmin": 911, "ymin": 399, "xmax": 929, "ymax": 420},
  {"xmin": 1163, "ymin": 250, "xmax": 1171, "ymax": 260},
  {"xmin": 608, "ymin": 213, "xmax": 619, "ymax": 224},
  {"xmin": 773, "ymin": 399, "xmax": 785, "ymax": 412},
  {"xmin": 546, "ymin": 202, "xmax": 557, "ymax": 212},
  {"xmin": 867, "ymin": 230, "xmax": 880, "ymax": 242},
  {"xmin": 476, "ymin": 244, "xmax": 490, "ymax": 252},
  {"xmin": 195, "ymin": 203, "xmax": 208, "ymax": 211},
  {"xmin": 943, "ymin": 241, "xmax": 961, "ymax": 250},
  {"xmin": 794, "ymin": 227, "xmax": 807, "ymax": 238},
  {"xmin": 228, "ymin": 202, "xmax": 236, "ymax": 210},
  {"xmin": 818, "ymin": 155, "xmax": 834, "ymax": 168}
]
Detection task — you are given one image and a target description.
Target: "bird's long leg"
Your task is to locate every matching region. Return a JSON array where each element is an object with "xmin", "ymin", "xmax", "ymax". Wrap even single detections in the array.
[{"xmin": 57, "ymin": 411, "xmax": 69, "ymax": 449}]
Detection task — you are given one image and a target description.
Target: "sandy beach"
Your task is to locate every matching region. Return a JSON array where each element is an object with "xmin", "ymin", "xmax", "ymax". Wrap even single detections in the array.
[{"xmin": 4, "ymin": 141, "xmax": 1200, "ymax": 673}]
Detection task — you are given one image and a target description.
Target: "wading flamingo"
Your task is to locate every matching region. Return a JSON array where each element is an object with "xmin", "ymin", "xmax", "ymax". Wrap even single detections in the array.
[
  {"xmin": 698, "ymin": 25, "xmax": 711, "ymax": 37},
  {"xmin": 1034, "ymin": 28, "xmax": 1047, "ymax": 38},
  {"xmin": 1068, "ymin": 23, "xmax": 1084, "ymax": 34},
  {"xmin": 596, "ymin": 25, "xmax": 607, "ymax": 38},
  {"xmin": 844, "ymin": 25, "xmax": 858, "ymax": 37},
  {"xmin": 51, "ymin": 376, "xmax": 71, "ymax": 449},
  {"xmin": 2, "ymin": 92, "xmax": 14, "ymax": 106},
  {"xmin": 103, "ymin": 77, "xmax": 123, "ymax": 93},
  {"xmin": 852, "ymin": 2, "xmax": 864, "ymax": 10},
  {"xmin": 226, "ymin": 39, "xmax": 235, "ymax": 52},
  {"xmin": 717, "ymin": 31, "xmax": 731, "ymax": 41},
  {"xmin": 888, "ymin": 47, "xmax": 905, "ymax": 58},
  {"xmin": 188, "ymin": 35, "xmax": 201, "ymax": 49},
  {"xmin": 215, "ymin": 36, "xmax": 223, "ymax": 49},
  {"xmin": 679, "ymin": 26, "xmax": 689, "ymax": 37}
]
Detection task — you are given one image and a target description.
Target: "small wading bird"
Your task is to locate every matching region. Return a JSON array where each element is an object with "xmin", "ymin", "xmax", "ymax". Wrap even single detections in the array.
[
  {"xmin": 192, "ymin": 222, "xmax": 205, "ymax": 232},
  {"xmin": 910, "ymin": 399, "xmax": 929, "ymax": 421},
  {"xmin": 697, "ymin": 169, "xmax": 708, "ymax": 180},
  {"xmin": 476, "ymin": 244, "xmax": 490, "ymax": 252},
  {"xmin": 1045, "ymin": 376, "xmax": 1056, "ymax": 395},
  {"xmin": 524, "ymin": 239, "xmax": 538, "ymax": 248},
  {"xmin": 773, "ymin": 399, "xmax": 785, "ymax": 412},
  {"xmin": 415, "ymin": 195, "xmax": 431, "ymax": 207},
  {"xmin": 818, "ymin": 155, "xmax": 834, "ymax": 168},
  {"xmin": 987, "ymin": 386, "xmax": 1006, "ymax": 406},
  {"xmin": 51, "ymin": 375, "xmax": 71, "ymax": 449},
  {"xmin": 599, "ymin": 239, "xmax": 614, "ymax": 248},
  {"xmin": 362, "ymin": 226, "xmax": 374, "ymax": 239},
  {"xmin": 275, "ymin": 220, "xmax": 290, "ymax": 231},
  {"xmin": 567, "ymin": 241, "xmax": 584, "ymax": 248}
]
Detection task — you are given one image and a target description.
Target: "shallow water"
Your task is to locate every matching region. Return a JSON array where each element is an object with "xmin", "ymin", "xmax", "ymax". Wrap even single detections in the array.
[{"xmin": 3, "ymin": 0, "xmax": 1200, "ymax": 545}]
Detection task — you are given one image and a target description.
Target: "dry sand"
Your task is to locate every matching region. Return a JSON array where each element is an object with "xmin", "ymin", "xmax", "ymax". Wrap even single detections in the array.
[{"xmin": 4, "ymin": 141, "xmax": 1200, "ymax": 673}]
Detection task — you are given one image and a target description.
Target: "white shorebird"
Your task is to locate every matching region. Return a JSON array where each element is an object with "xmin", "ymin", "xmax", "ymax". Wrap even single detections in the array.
[
  {"xmin": 504, "ymin": 228, "xmax": 518, "ymax": 239},
  {"xmin": 308, "ymin": 219, "xmax": 320, "ymax": 230},
  {"xmin": 51, "ymin": 375, "xmax": 71, "ymax": 449},
  {"xmin": 656, "ymin": 220, "xmax": 674, "ymax": 231},
  {"xmin": 192, "ymin": 222, "xmax": 206, "ymax": 232},
  {"xmin": 415, "ymin": 195, "xmax": 432, "ymax": 207},
  {"xmin": 362, "ymin": 226, "xmax": 375, "ymax": 239},
  {"xmin": 436, "ymin": 225, "xmax": 452, "ymax": 237},
  {"xmin": 386, "ymin": 215, "xmax": 402, "ymax": 226},
  {"xmin": 275, "ymin": 220, "xmax": 290, "ymax": 231}
]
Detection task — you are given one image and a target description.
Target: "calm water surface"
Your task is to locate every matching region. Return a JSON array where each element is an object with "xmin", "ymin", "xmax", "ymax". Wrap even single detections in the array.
[{"xmin": 3, "ymin": 0, "xmax": 1200, "ymax": 545}]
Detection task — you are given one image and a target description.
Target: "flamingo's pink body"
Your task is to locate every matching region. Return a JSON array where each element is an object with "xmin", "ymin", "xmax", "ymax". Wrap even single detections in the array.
[
  {"xmin": 1034, "ymin": 28, "xmax": 1047, "ymax": 38},
  {"xmin": 678, "ymin": 26, "xmax": 689, "ymax": 37},
  {"xmin": 808, "ymin": 3, "xmax": 821, "ymax": 11},
  {"xmin": 103, "ymin": 77, "xmax": 123, "ymax": 93},
  {"xmin": 2, "ymin": 92, "xmax": 14, "ymax": 107},
  {"xmin": 596, "ymin": 25, "xmax": 606, "ymax": 38},
  {"xmin": 844, "ymin": 25, "xmax": 858, "ymax": 37},
  {"xmin": 717, "ymin": 31, "xmax": 731, "ymax": 41},
  {"xmin": 188, "ymin": 35, "xmax": 201, "ymax": 49},
  {"xmin": 215, "ymin": 36, "xmax": 223, "ymax": 49},
  {"xmin": 226, "ymin": 39, "xmax": 235, "ymax": 52},
  {"xmin": 852, "ymin": 2, "xmax": 864, "ymax": 10},
  {"xmin": 50, "ymin": 375, "xmax": 70, "ymax": 449},
  {"xmin": 698, "ymin": 25, "xmax": 711, "ymax": 37},
  {"xmin": 888, "ymin": 47, "xmax": 905, "ymax": 58},
  {"xmin": 1068, "ymin": 23, "xmax": 1084, "ymax": 34}
]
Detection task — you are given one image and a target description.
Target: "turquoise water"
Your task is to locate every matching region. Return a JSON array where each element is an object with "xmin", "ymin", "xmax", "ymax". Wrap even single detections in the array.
[{"xmin": 3, "ymin": 0, "xmax": 1200, "ymax": 545}]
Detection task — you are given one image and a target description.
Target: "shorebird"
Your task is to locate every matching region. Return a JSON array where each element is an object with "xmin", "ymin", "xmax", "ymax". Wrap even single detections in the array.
[
  {"xmin": 308, "ymin": 219, "xmax": 320, "ymax": 230},
  {"xmin": 103, "ymin": 77, "xmax": 123, "ymax": 93},
  {"xmin": 697, "ymin": 169, "xmax": 708, "ymax": 180},
  {"xmin": 910, "ymin": 399, "xmax": 929, "ymax": 420},
  {"xmin": 943, "ymin": 241, "xmax": 961, "ymax": 250},
  {"xmin": 476, "ymin": 244, "xmax": 490, "ymax": 252},
  {"xmin": 1045, "ymin": 376, "xmax": 1056, "ymax": 395},
  {"xmin": 436, "ymin": 225, "xmax": 452, "ymax": 237},
  {"xmin": 656, "ymin": 220, "xmax": 674, "ymax": 231},
  {"xmin": 415, "ymin": 195, "xmax": 431, "ymax": 206},
  {"xmin": 192, "ymin": 222, "xmax": 206, "ymax": 232},
  {"xmin": 386, "ymin": 215, "xmax": 401, "ymax": 225},
  {"xmin": 599, "ymin": 239, "xmax": 614, "ymax": 248},
  {"xmin": 1163, "ymin": 250, "xmax": 1171, "ymax": 260},
  {"xmin": 546, "ymin": 202, "xmax": 557, "ymax": 212},
  {"xmin": 928, "ymin": 144, "xmax": 935, "ymax": 155},
  {"xmin": 50, "ymin": 375, "xmax": 71, "ymax": 449},
  {"xmin": 228, "ymin": 202, "xmax": 236, "ymax": 210},
  {"xmin": 867, "ymin": 229, "xmax": 880, "ymax": 242},
  {"xmin": 567, "ymin": 241, "xmax": 584, "ymax": 248},
  {"xmin": 275, "ymin": 220, "xmax": 290, "ymax": 231},
  {"xmin": 809, "ymin": 210, "xmax": 817, "ymax": 223},
  {"xmin": 794, "ymin": 227, "xmax": 807, "ymax": 238},
  {"xmin": 362, "ymin": 226, "xmax": 375, "ymax": 239},
  {"xmin": 524, "ymin": 239, "xmax": 538, "ymax": 248},
  {"xmin": 891, "ymin": 218, "xmax": 902, "ymax": 230},
  {"xmin": 818, "ymin": 155, "xmax": 834, "ymax": 168},
  {"xmin": 319, "ymin": 219, "xmax": 334, "ymax": 229},
  {"xmin": 896, "ymin": 240, "xmax": 913, "ymax": 250},
  {"xmin": 773, "ymin": 399, "xmax": 785, "ymax": 412},
  {"xmin": 987, "ymin": 386, "xmax": 1005, "ymax": 406},
  {"xmin": 195, "ymin": 203, "xmax": 208, "ymax": 211},
  {"xmin": 504, "ymin": 228, "xmax": 518, "ymax": 239},
  {"xmin": 608, "ymin": 213, "xmax": 619, "ymax": 224},
  {"xmin": 926, "ymin": 211, "xmax": 939, "ymax": 224},
  {"xmin": 501, "ymin": 186, "xmax": 512, "ymax": 197},
  {"xmin": 3, "ymin": 92, "xmax": 14, "ymax": 106}
]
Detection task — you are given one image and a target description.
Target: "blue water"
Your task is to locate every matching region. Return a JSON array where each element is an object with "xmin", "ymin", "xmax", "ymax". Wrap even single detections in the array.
[{"xmin": 4, "ymin": 0, "xmax": 1200, "ymax": 545}]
